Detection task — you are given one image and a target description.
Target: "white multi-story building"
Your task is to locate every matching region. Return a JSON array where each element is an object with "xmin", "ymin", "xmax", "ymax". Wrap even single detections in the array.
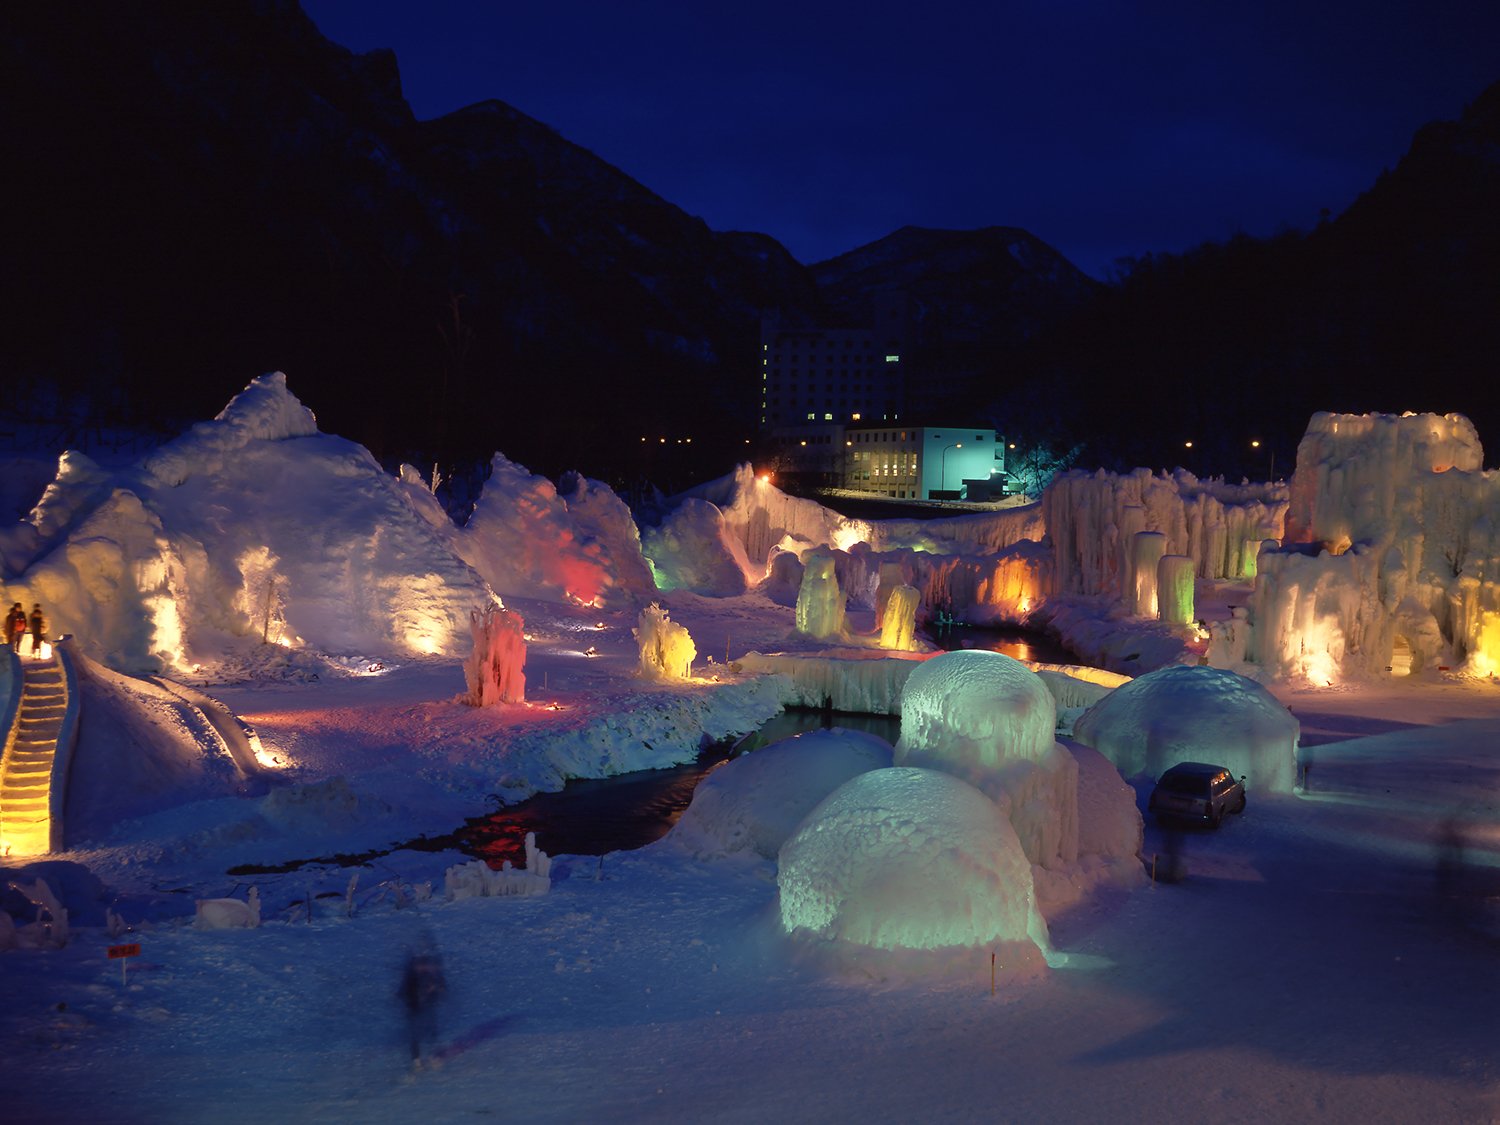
[{"xmin": 843, "ymin": 425, "xmax": 1006, "ymax": 501}]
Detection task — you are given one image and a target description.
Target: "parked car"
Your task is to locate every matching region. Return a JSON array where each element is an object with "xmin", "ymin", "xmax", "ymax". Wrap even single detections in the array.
[{"xmin": 1148, "ymin": 762, "xmax": 1246, "ymax": 827}]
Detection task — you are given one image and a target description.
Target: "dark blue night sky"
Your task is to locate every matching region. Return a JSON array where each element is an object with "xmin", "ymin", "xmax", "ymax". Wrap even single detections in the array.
[{"xmin": 302, "ymin": 1, "xmax": 1499, "ymax": 279}]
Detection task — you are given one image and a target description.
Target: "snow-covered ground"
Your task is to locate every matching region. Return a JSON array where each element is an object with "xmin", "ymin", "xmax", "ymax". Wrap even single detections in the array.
[
  {"xmin": 2, "ymin": 387, "xmax": 1498, "ymax": 1122},
  {"xmin": 4, "ymin": 591, "xmax": 1498, "ymax": 1123}
]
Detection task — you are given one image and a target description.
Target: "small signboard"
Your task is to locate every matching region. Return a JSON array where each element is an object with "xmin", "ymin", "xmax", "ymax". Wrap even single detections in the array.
[{"xmin": 107, "ymin": 943, "xmax": 141, "ymax": 959}]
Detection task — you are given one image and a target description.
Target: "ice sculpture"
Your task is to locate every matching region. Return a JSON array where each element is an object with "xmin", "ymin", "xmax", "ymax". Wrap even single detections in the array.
[
  {"xmin": 634, "ymin": 602, "xmax": 696, "ymax": 681},
  {"xmin": 444, "ymin": 833, "xmax": 551, "ymax": 899},
  {"xmin": 462, "ymin": 600, "xmax": 526, "ymax": 705},
  {"xmin": 879, "ymin": 584, "xmax": 920, "ymax": 650},
  {"xmin": 1071, "ymin": 664, "xmax": 1298, "ymax": 792},
  {"xmin": 898, "ymin": 650, "xmax": 1056, "ymax": 768},
  {"xmin": 1129, "ymin": 531, "xmax": 1166, "ymax": 616},
  {"xmin": 1246, "ymin": 411, "xmax": 1500, "ymax": 680},
  {"xmin": 1156, "ymin": 554, "xmax": 1194, "ymax": 625},
  {"xmin": 669, "ymin": 728, "xmax": 893, "ymax": 859},
  {"xmin": 795, "ymin": 553, "xmax": 847, "ymax": 640},
  {"xmin": 778, "ymin": 766, "xmax": 1045, "ymax": 953},
  {"xmin": 195, "ymin": 887, "xmax": 260, "ymax": 930},
  {"xmin": 895, "ymin": 650, "xmax": 1077, "ymax": 868}
]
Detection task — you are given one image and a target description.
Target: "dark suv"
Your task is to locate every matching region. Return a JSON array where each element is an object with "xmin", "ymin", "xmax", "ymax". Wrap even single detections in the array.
[{"xmin": 1148, "ymin": 762, "xmax": 1246, "ymax": 827}]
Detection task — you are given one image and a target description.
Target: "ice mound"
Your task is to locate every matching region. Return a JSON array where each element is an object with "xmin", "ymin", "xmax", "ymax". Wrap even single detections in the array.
[
  {"xmin": 897, "ymin": 650, "xmax": 1057, "ymax": 770},
  {"xmin": 778, "ymin": 766, "xmax": 1042, "ymax": 952},
  {"xmin": 1071, "ymin": 664, "xmax": 1298, "ymax": 792},
  {"xmin": 1069, "ymin": 745, "xmax": 1144, "ymax": 863},
  {"xmin": 143, "ymin": 371, "xmax": 319, "ymax": 488},
  {"xmin": 668, "ymin": 728, "xmax": 893, "ymax": 859},
  {"xmin": 4, "ymin": 373, "xmax": 492, "ymax": 671},
  {"xmin": 896, "ymin": 650, "xmax": 1077, "ymax": 867},
  {"xmin": 459, "ymin": 454, "xmax": 646, "ymax": 608},
  {"xmin": 640, "ymin": 497, "xmax": 753, "ymax": 595}
]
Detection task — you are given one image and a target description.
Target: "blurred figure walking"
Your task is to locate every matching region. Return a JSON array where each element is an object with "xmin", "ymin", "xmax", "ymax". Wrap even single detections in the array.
[{"xmin": 399, "ymin": 935, "xmax": 447, "ymax": 1070}]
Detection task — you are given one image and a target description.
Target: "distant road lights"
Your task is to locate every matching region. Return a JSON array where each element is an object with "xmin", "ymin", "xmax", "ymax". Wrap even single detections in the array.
[{"xmin": 1184, "ymin": 441, "xmax": 1194, "ymax": 449}]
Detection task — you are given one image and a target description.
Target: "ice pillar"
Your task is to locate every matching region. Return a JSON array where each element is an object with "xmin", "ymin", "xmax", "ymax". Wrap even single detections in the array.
[
  {"xmin": 1157, "ymin": 554, "xmax": 1195, "ymax": 625},
  {"xmin": 796, "ymin": 554, "xmax": 847, "ymax": 640},
  {"xmin": 463, "ymin": 601, "xmax": 526, "ymax": 705},
  {"xmin": 1118, "ymin": 504, "xmax": 1147, "ymax": 601},
  {"xmin": 1130, "ymin": 531, "xmax": 1167, "ymax": 617},
  {"xmin": 879, "ymin": 584, "xmax": 920, "ymax": 650}
]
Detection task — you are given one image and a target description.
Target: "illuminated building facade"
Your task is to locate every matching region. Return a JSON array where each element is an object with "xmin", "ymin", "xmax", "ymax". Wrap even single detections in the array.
[{"xmin": 844, "ymin": 426, "xmax": 1006, "ymax": 501}]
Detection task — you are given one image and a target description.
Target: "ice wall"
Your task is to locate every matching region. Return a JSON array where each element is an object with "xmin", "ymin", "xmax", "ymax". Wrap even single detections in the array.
[
  {"xmin": 737, "ymin": 652, "xmax": 919, "ymax": 715},
  {"xmin": 1044, "ymin": 468, "xmax": 1286, "ymax": 598},
  {"xmin": 1245, "ymin": 412, "xmax": 1500, "ymax": 680}
]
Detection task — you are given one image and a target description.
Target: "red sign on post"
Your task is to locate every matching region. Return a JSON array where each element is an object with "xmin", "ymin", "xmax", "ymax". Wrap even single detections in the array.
[{"xmin": 107, "ymin": 943, "xmax": 141, "ymax": 959}]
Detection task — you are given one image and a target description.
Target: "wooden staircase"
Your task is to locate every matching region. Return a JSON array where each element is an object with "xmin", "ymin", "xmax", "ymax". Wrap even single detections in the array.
[{"xmin": 0, "ymin": 655, "xmax": 68, "ymax": 856}]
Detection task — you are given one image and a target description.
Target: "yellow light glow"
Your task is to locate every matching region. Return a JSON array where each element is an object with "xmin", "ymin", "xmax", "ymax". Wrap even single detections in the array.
[{"xmin": 1469, "ymin": 611, "xmax": 1500, "ymax": 677}]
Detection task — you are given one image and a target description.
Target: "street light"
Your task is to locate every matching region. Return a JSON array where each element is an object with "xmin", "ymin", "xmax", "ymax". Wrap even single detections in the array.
[{"xmin": 941, "ymin": 442, "xmax": 962, "ymax": 495}]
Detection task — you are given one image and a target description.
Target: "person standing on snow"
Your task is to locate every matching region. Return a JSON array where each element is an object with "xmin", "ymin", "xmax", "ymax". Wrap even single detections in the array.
[
  {"xmin": 7, "ymin": 603, "xmax": 25, "ymax": 652},
  {"xmin": 27, "ymin": 603, "xmax": 46, "ymax": 657}
]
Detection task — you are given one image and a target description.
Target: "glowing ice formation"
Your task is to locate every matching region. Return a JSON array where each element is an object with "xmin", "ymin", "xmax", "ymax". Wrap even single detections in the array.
[
  {"xmin": 879, "ymin": 584, "xmax": 919, "ymax": 650},
  {"xmin": 1129, "ymin": 531, "xmax": 1166, "ymax": 616},
  {"xmin": 633, "ymin": 602, "xmax": 697, "ymax": 681},
  {"xmin": 1071, "ymin": 664, "xmax": 1298, "ymax": 792},
  {"xmin": 1247, "ymin": 411, "xmax": 1500, "ymax": 680},
  {"xmin": 462, "ymin": 601, "xmax": 526, "ymax": 705},
  {"xmin": 895, "ymin": 650, "xmax": 1076, "ymax": 867},
  {"xmin": 777, "ymin": 766, "xmax": 1040, "ymax": 952},
  {"xmin": 1156, "ymin": 554, "xmax": 1195, "ymax": 625},
  {"xmin": 669, "ymin": 728, "xmax": 893, "ymax": 859},
  {"xmin": 795, "ymin": 553, "xmax": 847, "ymax": 640},
  {"xmin": 897, "ymin": 650, "xmax": 1056, "ymax": 769}
]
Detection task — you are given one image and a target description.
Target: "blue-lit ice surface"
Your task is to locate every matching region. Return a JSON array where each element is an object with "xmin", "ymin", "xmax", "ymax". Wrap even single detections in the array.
[
  {"xmin": 778, "ymin": 766, "xmax": 1042, "ymax": 953},
  {"xmin": 667, "ymin": 728, "xmax": 893, "ymax": 860},
  {"xmin": 1072, "ymin": 664, "xmax": 1299, "ymax": 791}
]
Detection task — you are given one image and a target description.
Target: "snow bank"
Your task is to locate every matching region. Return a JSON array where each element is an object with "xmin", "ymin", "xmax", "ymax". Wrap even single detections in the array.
[
  {"xmin": 778, "ymin": 766, "xmax": 1045, "ymax": 953},
  {"xmin": 64, "ymin": 652, "xmax": 247, "ymax": 844},
  {"xmin": 668, "ymin": 728, "xmax": 893, "ymax": 859},
  {"xmin": 1071, "ymin": 664, "xmax": 1299, "ymax": 792}
]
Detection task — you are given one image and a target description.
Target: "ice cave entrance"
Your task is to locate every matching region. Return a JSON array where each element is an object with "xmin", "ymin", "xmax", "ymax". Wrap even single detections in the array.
[{"xmin": 1389, "ymin": 634, "xmax": 1413, "ymax": 677}]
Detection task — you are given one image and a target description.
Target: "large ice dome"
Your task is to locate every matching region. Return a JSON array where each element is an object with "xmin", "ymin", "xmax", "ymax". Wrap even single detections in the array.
[
  {"xmin": 896, "ymin": 650, "xmax": 1056, "ymax": 774},
  {"xmin": 1071, "ymin": 664, "xmax": 1299, "ymax": 792},
  {"xmin": 778, "ymin": 766, "xmax": 1042, "ymax": 953},
  {"xmin": 667, "ymin": 728, "xmax": 893, "ymax": 859}
]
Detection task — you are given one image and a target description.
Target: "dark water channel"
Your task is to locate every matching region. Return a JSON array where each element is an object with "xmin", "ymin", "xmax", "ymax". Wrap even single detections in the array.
[{"xmin": 230, "ymin": 625, "xmax": 1077, "ymax": 876}]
